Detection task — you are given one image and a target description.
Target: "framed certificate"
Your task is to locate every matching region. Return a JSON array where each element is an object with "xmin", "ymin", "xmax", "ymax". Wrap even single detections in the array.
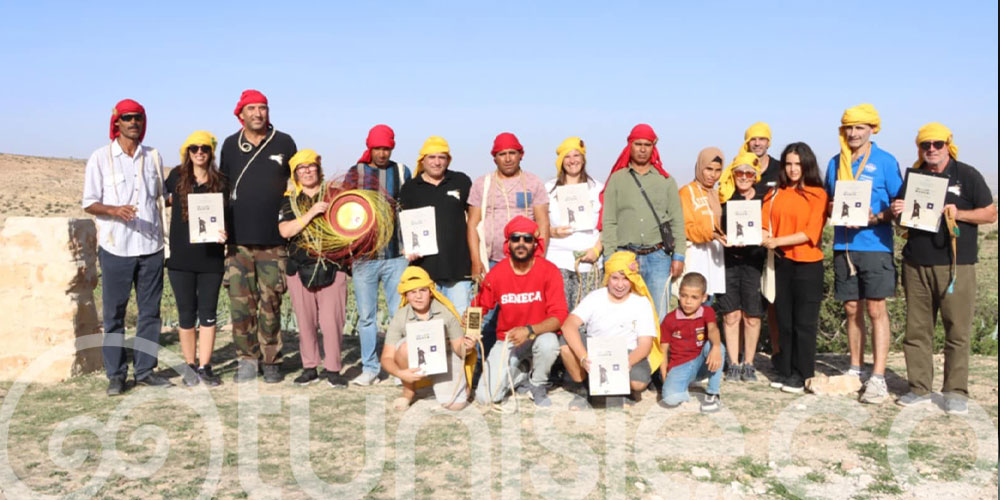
[
  {"xmin": 406, "ymin": 319, "xmax": 448, "ymax": 376},
  {"xmin": 900, "ymin": 170, "xmax": 949, "ymax": 233},
  {"xmin": 399, "ymin": 206, "xmax": 438, "ymax": 256},
  {"xmin": 831, "ymin": 180, "xmax": 872, "ymax": 227},
  {"xmin": 587, "ymin": 336, "xmax": 630, "ymax": 396},
  {"xmin": 726, "ymin": 200, "xmax": 762, "ymax": 246},
  {"xmin": 187, "ymin": 193, "xmax": 224, "ymax": 244},
  {"xmin": 555, "ymin": 183, "xmax": 594, "ymax": 231}
]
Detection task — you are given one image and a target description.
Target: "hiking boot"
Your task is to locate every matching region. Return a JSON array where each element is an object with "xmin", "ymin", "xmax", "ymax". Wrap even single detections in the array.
[
  {"xmin": 181, "ymin": 364, "xmax": 200, "ymax": 387},
  {"xmin": 262, "ymin": 363, "xmax": 284, "ymax": 384},
  {"xmin": 526, "ymin": 383, "xmax": 552, "ymax": 408},
  {"xmin": 943, "ymin": 393, "xmax": 968, "ymax": 415},
  {"xmin": 741, "ymin": 363, "xmax": 758, "ymax": 382},
  {"xmin": 198, "ymin": 365, "xmax": 222, "ymax": 387},
  {"xmin": 350, "ymin": 371, "xmax": 379, "ymax": 386},
  {"xmin": 859, "ymin": 376, "xmax": 889, "ymax": 404},
  {"xmin": 780, "ymin": 375, "xmax": 805, "ymax": 394},
  {"xmin": 136, "ymin": 373, "xmax": 174, "ymax": 388},
  {"xmin": 323, "ymin": 370, "xmax": 348, "ymax": 388},
  {"xmin": 701, "ymin": 393, "xmax": 721, "ymax": 413},
  {"xmin": 293, "ymin": 368, "xmax": 319, "ymax": 386},
  {"xmin": 233, "ymin": 359, "xmax": 258, "ymax": 383},
  {"xmin": 107, "ymin": 375, "xmax": 127, "ymax": 397},
  {"xmin": 896, "ymin": 391, "xmax": 933, "ymax": 407},
  {"xmin": 726, "ymin": 363, "xmax": 742, "ymax": 382}
]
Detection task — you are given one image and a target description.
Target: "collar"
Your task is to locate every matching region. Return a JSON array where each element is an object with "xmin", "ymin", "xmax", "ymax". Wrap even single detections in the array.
[
  {"xmin": 918, "ymin": 157, "xmax": 956, "ymax": 177},
  {"xmin": 405, "ymin": 300, "xmax": 445, "ymax": 321},
  {"xmin": 674, "ymin": 306, "xmax": 704, "ymax": 320},
  {"xmin": 417, "ymin": 170, "xmax": 452, "ymax": 185},
  {"xmin": 111, "ymin": 139, "xmax": 144, "ymax": 160}
]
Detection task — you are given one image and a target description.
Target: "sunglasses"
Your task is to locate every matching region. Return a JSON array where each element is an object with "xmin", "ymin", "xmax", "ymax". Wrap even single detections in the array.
[
  {"xmin": 509, "ymin": 233, "xmax": 536, "ymax": 244},
  {"xmin": 919, "ymin": 141, "xmax": 946, "ymax": 151},
  {"xmin": 187, "ymin": 145, "xmax": 212, "ymax": 154},
  {"xmin": 734, "ymin": 170, "xmax": 756, "ymax": 179},
  {"xmin": 119, "ymin": 113, "xmax": 144, "ymax": 123}
]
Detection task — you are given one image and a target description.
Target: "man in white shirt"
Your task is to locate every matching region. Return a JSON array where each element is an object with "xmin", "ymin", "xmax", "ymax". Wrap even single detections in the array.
[
  {"xmin": 559, "ymin": 251, "xmax": 662, "ymax": 409},
  {"xmin": 82, "ymin": 99, "xmax": 172, "ymax": 395}
]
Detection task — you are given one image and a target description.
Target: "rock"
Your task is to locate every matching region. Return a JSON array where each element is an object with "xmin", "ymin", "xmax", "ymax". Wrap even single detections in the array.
[
  {"xmin": 855, "ymin": 474, "xmax": 873, "ymax": 489},
  {"xmin": 634, "ymin": 481, "xmax": 645, "ymax": 491},
  {"xmin": 840, "ymin": 459, "xmax": 858, "ymax": 472},
  {"xmin": 806, "ymin": 374, "xmax": 863, "ymax": 395},
  {"xmin": 691, "ymin": 466, "xmax": 711, "ymax": 480}
]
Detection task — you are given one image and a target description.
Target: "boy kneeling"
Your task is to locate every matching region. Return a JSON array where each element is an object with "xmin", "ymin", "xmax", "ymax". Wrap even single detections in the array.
[
  {"xmin": 382, "ymin": 267, "xmax": 476, "ymax": 411},
  {"xmin": 660, "ymin": 272, "xmax": 725, "ymax": 413},
  {"xmin": 560, "ymin": 251, "xmax": 664, "ymax": 409}
]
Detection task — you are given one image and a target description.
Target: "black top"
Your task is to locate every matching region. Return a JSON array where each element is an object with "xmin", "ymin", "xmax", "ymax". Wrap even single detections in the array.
[
  {"xmin": 397, "ymin": 170, "xmax": 473, "ymax": 282},
  {"xmin": 902, "ymin": 160, "xmax": 994, "ymax": 266},
  {"xmin": 220, "ymin": 126, "xmax": 297, "ymax": 246},
  {"xmin": 721, "ymin": 187, "xmax": 767, "ymax": 266},
  {"xmin": 278, "ymin": 192, "xmax": 344, "ymax": 276},
  {"xmin": 164, "ymin": 168, "xmax": 226, "ymax": 273},
  {"xmin": 756, "ymin": 155, "xmax": 782, "ymax": 192}
]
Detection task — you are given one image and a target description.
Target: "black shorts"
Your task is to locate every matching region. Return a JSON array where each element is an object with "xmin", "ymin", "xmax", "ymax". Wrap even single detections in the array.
[
  {"xmin": 559, "ymin": 333, "xmax": 653, "ymax": 384},
  {"xmin": 833, "ymin": 251, "xmax": 896, "ymax": 301},
  {"xmin": 714, "ymin": 260, "xmax": 765, "ymax": 317}
]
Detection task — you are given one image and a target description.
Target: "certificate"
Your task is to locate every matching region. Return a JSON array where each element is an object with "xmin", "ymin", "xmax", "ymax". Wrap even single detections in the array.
[
  {"xmin": 726, "ymin": 200, "xmax": 762, "ymax": 246},
  {"xmin": 555, "ymin": 183, "xmax": 594, "ymax": 231},
  {"xmin": 399, "ymin": 206, "xmax": 438, "ymax": 256},
  {"xmin": 406, "ymin": 319, "xmax": 448, "ymax": 376},
  {"xmin": 900, "ymin": 170, "xmax": 949, "ymax": 233},
  {"xmin": 831, "ymin": 180, "xmax": 872, "ymax": 227},
  {"xmin": 587, "ymin": 336, "xmax": 630, "ymax": 396},
  {"xmin": 187, "ymin": 193, "xmax": 224, "ymax": 244}
]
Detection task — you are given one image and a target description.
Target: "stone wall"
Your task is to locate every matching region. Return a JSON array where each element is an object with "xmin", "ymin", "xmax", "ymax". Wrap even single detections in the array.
[{"xmin": 0, "ymin": 217, "xmax": 102, "ymax": 382}]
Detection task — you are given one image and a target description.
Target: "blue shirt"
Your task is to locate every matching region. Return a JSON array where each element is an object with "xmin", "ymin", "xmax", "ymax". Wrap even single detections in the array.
[{"xmin": 824, "ymin": 142, "xmax": 903, "ymax": 252}]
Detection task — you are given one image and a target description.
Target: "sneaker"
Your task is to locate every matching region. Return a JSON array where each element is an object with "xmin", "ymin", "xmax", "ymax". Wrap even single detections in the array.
[
  {"xmin": 515, "ymin": 383, "xmax": 531, "ymax": 395},
  {"xmin": 107, "ymin": 375, "xmax": 127, "ymax": 396},
  {"xmin": 701, "ymin": 393, "xmax": 721, "ymax": 413},
  {"xmin": 198, "ymin": 365, "xmax": 222, "ymax": 387},
  {"xmin": 943, "ymin": 393, "xmax": 968, "ymax": 415},
  {"xmin": 726, "ymin": 364, "xmax": 742, "ymax": 382},
  {"xmin": 526, "ymin": 383, "xmax": 552, "ymax": 408},
  {"xmin": 568, "ymin": 393, "xmax": 589, "ymax": 411},
  {"xmin": 262, "ymin": 364, "xmax": 284, "ymax": 384},
  {"xmin": 769, "ymin": 376, "xmax": 786, "ymax": 389},
  {"xmin": 896, "ymin": 391, "xmax": 933, "ymax": 407},
  {"xmin": 233, "ymin": 359, "xmax": 259, "ymax": 383},
  {"xmin": 844, "ymin": 367, "xmax": 864, "ymax": 378},
  {"xmin": 181, "ymin": 364, "xmax": 200, "ymax": 387},
  {"xmin": 859, "ymin": 377, "xmax": 889, "ymax": 404},
  {"xmin": 293, "ymin": 368, "xmax": 319, "ymax": 386},
  {"xmin": 351, "ymin": 371, "xmax": 379, "ymax": 386},
  {"xmin": 780, "ymin": 375, "xmax": 805, "ymax": 394},
  {"xmin": 135, "ymin": 373, "xmax": 174, "ymax": 388},
  {"xmin": 741, "ymin": 364, "xmax": 758, "ymax": 382},
  {"xmin": 323, "ymin": 370, "xmax": 348, "ymax": 388}
]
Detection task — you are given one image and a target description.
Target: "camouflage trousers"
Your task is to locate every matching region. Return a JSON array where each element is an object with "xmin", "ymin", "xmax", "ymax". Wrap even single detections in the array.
[{"xmin": 227, "ymin": 245, "xmax": 287, "ymax": 364}]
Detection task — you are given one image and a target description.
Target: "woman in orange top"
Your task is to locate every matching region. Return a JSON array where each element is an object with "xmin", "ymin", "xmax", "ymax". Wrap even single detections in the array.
[
  {"xmin": 761, "ymin": 142, "xmax": 828, "ymax": 393},
  {"xmin": 679, "ymin": 147, "xmax": 726, "ymax": 296}
]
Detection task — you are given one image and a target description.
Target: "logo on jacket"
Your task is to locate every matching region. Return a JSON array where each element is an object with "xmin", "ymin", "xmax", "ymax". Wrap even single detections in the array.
[
  {"xmin": 500, "ymin": 291, "xmax": 542, "ymax": 305},
  {"xmin": 269, "ymin": 154, "xmax": 284, "ymax": 165}
]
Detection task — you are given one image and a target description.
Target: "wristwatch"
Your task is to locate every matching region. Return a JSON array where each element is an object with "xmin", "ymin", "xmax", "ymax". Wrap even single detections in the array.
[{"xmin": 526, "ymin": 324, "xmax": 536, "ymax": 341}]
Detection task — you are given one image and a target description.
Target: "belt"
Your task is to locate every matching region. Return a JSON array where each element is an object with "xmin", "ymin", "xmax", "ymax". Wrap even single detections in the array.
[{"xmin": 620, "ymin": 243, "xmax": 665, "ymax": 256}]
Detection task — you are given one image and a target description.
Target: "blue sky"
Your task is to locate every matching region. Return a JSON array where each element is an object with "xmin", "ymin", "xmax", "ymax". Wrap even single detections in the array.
[{"xmin": 1, "ymin": 1, "xmax": 996, "ymax": 189}]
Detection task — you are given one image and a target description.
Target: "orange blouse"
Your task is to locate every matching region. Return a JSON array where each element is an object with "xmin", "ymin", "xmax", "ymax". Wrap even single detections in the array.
[
  {"xmin": 679, "ymin": 182, "xmax": 718, "ymax": 244},
  {"xmin": 761, "ymin": 185, "xmax": 828, "ymax": 263}
]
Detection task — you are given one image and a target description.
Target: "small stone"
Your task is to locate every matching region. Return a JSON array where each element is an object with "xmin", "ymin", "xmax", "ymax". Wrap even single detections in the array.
[
  {"xmin": 795, "ymin": 404, "xmax": 807, "ymax": 410},
  {"xmin": 768, "ymin": 461, "xmax": 777, "ymax": 469},
  {"xmin": 840, "ymin": 459, "xmax": 858, "ymax": 472},
  {"xmin": 634, "ymin": 481, "xmax": 645, "ymax": 491},
  {"xmin": 691, "ymin": 466, "xmax": 712, "ymax": 480}
]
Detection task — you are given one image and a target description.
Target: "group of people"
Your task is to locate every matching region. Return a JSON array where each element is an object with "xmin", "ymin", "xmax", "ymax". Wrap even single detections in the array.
[{"xmin": 83, "ymin": 92, "xmax": 995, "ymax": 416}]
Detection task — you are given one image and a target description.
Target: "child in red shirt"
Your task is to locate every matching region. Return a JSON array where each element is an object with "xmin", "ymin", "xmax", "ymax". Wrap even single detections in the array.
[{"xmin": 659, "ymin": 273, "xmax": 725, "ymax": 412}]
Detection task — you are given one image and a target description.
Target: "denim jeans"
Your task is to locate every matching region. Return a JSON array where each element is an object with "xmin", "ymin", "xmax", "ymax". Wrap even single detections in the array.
[
  {"xmin": 438, "ymin": 279, "xmax": 473, "ymax": 313},
  {"xmin": 475, "ymin": 332, "xmax": 561, "ymax": 404},
  {"xmin": 661, "ymin": 341, "xmax": 726, "ymax": 405},
  {"xmin": 352, "ymin": 256, "xmax": 408, "ymax": 374},
  {"xmin": 98, "ymin": 248, "xmax": 164, "ymax": 380},
  {"xmin": 632, "ymin": 250, "xmax": 673, "ymax": 323}
]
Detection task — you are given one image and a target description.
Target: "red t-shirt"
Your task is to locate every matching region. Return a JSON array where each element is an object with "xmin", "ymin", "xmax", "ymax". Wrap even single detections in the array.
[
  {"xmin": 473, "ymin": 257, "xmax": 568, "ymax": 341},
  {"xmin": 659, "ymin": 306, "xmax": 716, "ymax": 369}
]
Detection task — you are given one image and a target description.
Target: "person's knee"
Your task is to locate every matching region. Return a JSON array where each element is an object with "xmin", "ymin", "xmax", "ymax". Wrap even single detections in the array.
[
  {"xmin": 534, "ymin": 334, "xmax": 561, "ymax": 358},
  {"xmin": 744, "ymin": 316, "xmax": 761, "ymax": 328},
  {"xmin": 843, "ymin": 300, "xmax": 860, "ymax": 317},
  {"xmin": 630, "ymin": 380, "xmax": 649, "ymax": 391},
  {"xmin": 661, "ymin": 389, "xmax": 689, "ymax": 405},
  {"xmin": 724, "ymin": 311, "xmax": 742, "ymax": 326},
  {"xmin": 865, "ymin": 299, "xmax": 887, "ymax": 319}
]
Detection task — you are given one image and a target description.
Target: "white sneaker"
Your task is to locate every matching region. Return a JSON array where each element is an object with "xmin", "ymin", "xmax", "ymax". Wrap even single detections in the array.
[
  {"xmin": 859, "ymin": 377, "xmax": 889, "ymax": 404},
  {"xmin": 351, "ymin": 371, "xmax": 379, "ymax": 386}
]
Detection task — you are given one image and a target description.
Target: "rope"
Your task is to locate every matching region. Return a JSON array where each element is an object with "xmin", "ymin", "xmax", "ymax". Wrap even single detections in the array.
[{"xmin": 944, "ymin": 210, "xmax": 960, "ymax": 294}]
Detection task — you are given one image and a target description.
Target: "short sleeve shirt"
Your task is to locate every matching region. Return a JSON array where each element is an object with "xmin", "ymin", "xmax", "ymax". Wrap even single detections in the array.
[
  {"xmin": 219, "ymin": 128, "xmax": 296, "ymax": 246},
  {"xmin": 385, "ymin": 300, "xmax": 465, "ymax": 347},
  {"xmin": 824, "ymin": 142, "xmax": 904, "ymax": 252},
  {"xmin": 571, "ymin": 289, "xmax": 656, "ymax": 350},
  {"xmin": 397, "ymin": 170, "xmax": 473, "ymax": 281},
  {"xmin": 659, "ymin": 306, "xmax": 716, "ymax": 369},
  {"xmin": 467, "ymin": 170, "xmax": 549, "ymax": 263}
]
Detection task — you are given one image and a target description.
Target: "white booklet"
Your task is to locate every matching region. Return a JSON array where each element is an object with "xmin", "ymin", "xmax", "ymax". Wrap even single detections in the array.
[
  {"xmin": 399, "ymin": 206, "xmax": 438, "ymax": 256},
  {"xmin": 900, "ymin": 171, "xmax": 949, "ymax": 233},
  {"xmin": 187, "ymin": 193, "xmax": 225, "ymax": 244},
  {"xmin": 726, "ymin": 200, "xmax": 762, "ymax": 246},
  {"xmin": 831, "ymin": 180, "xmax": 872, "ymax": 227},
  {"xmin": 555, "ymin": 183, "xmax": 594, "ymax": 231},
  {"xmin": 587, "ymin": 336, "xmax": 630, "ymax": 396},
  {"xmin": 406, "ymin": 319, "xmax": 448, "ymax": 376}
]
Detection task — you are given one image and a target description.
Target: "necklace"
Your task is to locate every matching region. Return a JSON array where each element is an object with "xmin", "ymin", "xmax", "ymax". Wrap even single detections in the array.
[{"xmin": 230, "ymin": 125, "xmax": 276, "ymax": 201}]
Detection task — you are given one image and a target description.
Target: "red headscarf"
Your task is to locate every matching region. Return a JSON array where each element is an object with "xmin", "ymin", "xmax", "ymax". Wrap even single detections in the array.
[
  {"xmin": 502, "ymin": 215, "xmax": 545, "ymax": 257},
  {"xmin": 109, "ymin": 99, "xmax": 146, "ymax": 142},
  {"xmin": 491, "ymin": 132, "xmax": 524, "ymax": 156},
  {"xmin": 358, "ymin": 124, "xmax": 396, "ymax": 164},
  {"xmin": 596, "ymin": 124, "xmax": 670, "ymax": 229},
  {"xmin": 233, "ymin": 89, "xmax": 268, "ymax": 125}
]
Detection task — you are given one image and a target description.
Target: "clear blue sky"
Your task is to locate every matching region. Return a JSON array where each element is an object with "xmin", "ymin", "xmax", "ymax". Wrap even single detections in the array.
[{"xmin": 1, "ymin": 1, "xmax": 996, "ymax": 190}]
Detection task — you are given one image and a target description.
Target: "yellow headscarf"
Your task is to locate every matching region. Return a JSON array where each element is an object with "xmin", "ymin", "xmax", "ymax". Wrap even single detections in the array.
[
  {"xmin": 603, "ymin": 251, "xmax": 663, "ymax": 373},
  {"xmin": 742, "ymin": 122, "xmax": 772, "ymax": 154},
  {"xmin": 913, "ymin": 122, "xmax": 959, "ymax": 168},
  {"xmin": 179, "ymin": 130, "xmax": 218, "ymax": 165},
  {"xmin": 555, "ymin": 136, "xmax": 587, "ymax": 174},
  {"xmin": 287, "ymin": 149, "xmax": 321, "ymax": 195},
  {"xmin": 414, "ymin": 136, "xmax": 450, "ymax": 178},
  {"xmin": 718, "ymin": 151, "xmax": 761, "ymax": 203},
  {"xmin": 397, "ymin": 266, "xmax": 476, "ymax": 387},
  {"xmin": 837, "ymin": 104, "xmax": 881, "ymax": 180}
]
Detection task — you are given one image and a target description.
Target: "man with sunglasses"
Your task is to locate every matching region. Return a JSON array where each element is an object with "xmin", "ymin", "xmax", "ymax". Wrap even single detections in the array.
[
  {"xmin": 83, "ymin": 99, "xmax": 173, "ymax": 395},
  {"xmin": 471, "ymin": 216, "xmax": 567, "ymax": 407},
  {"xmin": 220, "ymin": 89, "xmax": 297, "ymax": 383},
  {"xmin": 891, "ymin": 123, "xmax": 996, "ymax": 415},
  {"xmin": 823, "ymin": 104, "xmax": 903, "ymax": 405}
]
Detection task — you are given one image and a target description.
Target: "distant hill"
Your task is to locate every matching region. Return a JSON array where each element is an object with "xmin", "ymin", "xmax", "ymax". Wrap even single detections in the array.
[{"xmin": 0, "ymin": 153, "xmax": 87, "ymax": 227}]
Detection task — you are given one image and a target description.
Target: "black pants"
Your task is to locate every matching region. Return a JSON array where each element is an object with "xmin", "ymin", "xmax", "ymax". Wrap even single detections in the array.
[
  {"xmin": 773, "ymin": 258, "xmax": 823, "ymax": 380},
  {"xmin": 167, "ymin": 269, "xmax": 223, "ymax": 329},
  {"xmin": 98, "ymin": 248, "xmax": 164, "ymax": 379}
]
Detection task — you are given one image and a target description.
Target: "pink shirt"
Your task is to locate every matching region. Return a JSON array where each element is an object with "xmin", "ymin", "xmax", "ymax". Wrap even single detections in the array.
[{"xmin": 468, "ymin": 170, "xmax": 549, "ymax": 262}]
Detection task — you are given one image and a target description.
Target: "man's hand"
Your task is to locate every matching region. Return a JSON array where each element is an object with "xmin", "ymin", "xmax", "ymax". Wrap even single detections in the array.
[
  {"xmin": 580, "ymin": 355, "xmax": 592, "ymax": 373},
  {"xmin": 706, "ymin": 345, "xmax": 722, "ymax": 372},
  {"xmin": 470, "ymin": 261, "xmax": 486, "ymax": 283},
  {"xmin": 397, "ymin": 367, "xmax": 426, "ymax": 384},
  {"xmin": 461, "ymin": 336, "xmax": 476, "ymax": 351},
  {"xmin": 506, "ymin": 326, "xmax": 530, "ymax": 347},
  {"xmin": 944, "ymin": 203, "xmax": 958, "ymax": 219},
  {"xmin": 217, "ymin": 229, "xmax": 228, "ymax": 244},
  {"xmin": 670, "ymin": 259, "xmax": 684, "ymax": 278},
  {"xmin": 110, "ymin": 205, "xmax": 138, "ymax": 222}
]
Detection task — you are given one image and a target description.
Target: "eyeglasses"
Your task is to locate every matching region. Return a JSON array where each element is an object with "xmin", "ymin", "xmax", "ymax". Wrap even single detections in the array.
[
  {"xmin": 919, "ymin": 141, "xmax": 946, "ymax": 151},
  {"xmin": 187, "ymin": 145, "xmax": 212, "ymax": 154},
  {"xmin": 119, "ymin": 113, "xmax": 144, "ymax": 122},
  {"xmin": 734, "ymin": 170, "xmax": 756, "ymax": 179},
  {"xmin": 295, "ymin": 164, "xmax": 319, "ymax": 172},
  {"xmin": 509, "ymin": 233, "xmax": 535, "ymax": 244}
]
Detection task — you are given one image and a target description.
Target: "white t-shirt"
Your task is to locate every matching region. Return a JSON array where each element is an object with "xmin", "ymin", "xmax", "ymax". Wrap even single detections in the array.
[
  {"xmin": 571, "ymin": 288, "xmax": 657, "ymax": 350},
  {"xmin": 544, "ymin": 178, "xmax": 603, "ymax": 272}
]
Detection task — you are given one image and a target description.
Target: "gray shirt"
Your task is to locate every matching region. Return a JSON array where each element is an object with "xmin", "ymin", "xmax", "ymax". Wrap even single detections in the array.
[{"xmin": 386, "ymin": 299, "xmax": 465, "ymax": 346}]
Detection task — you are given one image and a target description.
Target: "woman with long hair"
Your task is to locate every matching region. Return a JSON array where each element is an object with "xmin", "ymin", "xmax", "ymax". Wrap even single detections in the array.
[
  {"xmin": 762, "ymin": 143, "xmax": 828, "ymax": 393},
  {"xmin": 165, "ymin": 130, "xmax": 226, "ymax": 386}
]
